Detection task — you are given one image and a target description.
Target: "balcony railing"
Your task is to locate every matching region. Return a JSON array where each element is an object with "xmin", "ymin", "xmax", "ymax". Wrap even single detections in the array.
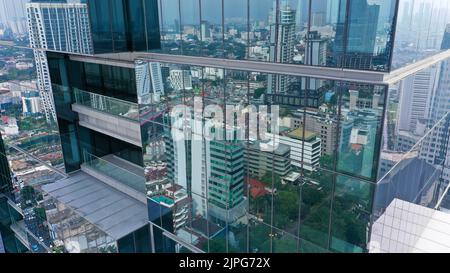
[
  {"xmin": 82, "ymin": 151, "xmax": 146, "ymax": 194},
  {"xmin": 73, "ymin": 88, "xmax": 139, "ymax": 121}
]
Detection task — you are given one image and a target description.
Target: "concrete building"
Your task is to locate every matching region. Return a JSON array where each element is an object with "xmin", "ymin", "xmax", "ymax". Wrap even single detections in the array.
[
  {"xmin": 21, "ymin": 91, "xmax": 42, "ymax": 116},
  {"xmin": 268, "ymin": 128, "xmax": 321, "ymax": 171},
  {"xmin": 246, "ymin": 140, "xmax": 291, "ymax": 179},
  {"xmin": 283, "ymin": 110, "xmax": 338, "ymax": 156},
  {"xmin": 169, "ymin": 70, "xmax": 193, "ymax": 91}
]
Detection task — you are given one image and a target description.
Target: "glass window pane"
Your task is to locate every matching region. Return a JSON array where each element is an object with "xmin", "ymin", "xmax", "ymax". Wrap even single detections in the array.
[
  {"xmin": 308, "ymin": 0, "xmax": 346, "ymax": 68},
  {"xmin": 159, "ymin": 0, "xmax": 182, "ymax": 54},
  {"xmin": 331, "ymin": 175, "xmax": 373, "ymax": 253},
  {"xmin": 272, "ymin": 232, "xmax": 298, "ymax": 253},
  {"xmin": 342, "ymin": 0, "xmax": 397, "ymax": 71},
  {"xmin": 181, "ymin": 0, "xmax": 202, "ymax": 56},
  {"xmin": 249, "ymin": 0, "xmax": 276, "ymax": 62},
  {"xmin": 224, "ymin": 0, "xmax": 249, "ymax": 60},
  {"xmin": 201, "ymin": 0, "xmax": 224, "ymax": 58},
  {"xmin": 249, "ymin": 220, "xmax": 272, "ymax": 253},
  {"xmin": 337, "ymin": 83, "xmax": 386, "ymax": 180},
  {"xmin": 299, "ymin": 168, "xmax": 333, "ymax": 249}
]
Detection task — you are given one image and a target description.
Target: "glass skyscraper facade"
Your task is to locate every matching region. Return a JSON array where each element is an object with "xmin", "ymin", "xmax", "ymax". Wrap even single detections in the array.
[
  {"xmin": 0, "ymin": 132, "xmax": 29, "ymax": 253},
  {"xmin": 157, "ymin": 0, "xmax": 398, "ymax": 72},
  {"xmin": 0, "ymin": 0, "xmax": 446, "ymax": 253}
]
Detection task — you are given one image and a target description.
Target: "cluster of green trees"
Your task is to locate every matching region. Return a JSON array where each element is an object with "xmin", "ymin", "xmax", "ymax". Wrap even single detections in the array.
[
  {"xmin": 0, "ymin": 68, "xmax": 34, "ymax": 82},
  {"xmin": 250, "ymin": 170, "xmax": 370, "ymax": 252},
  {"xmin": 19, "ymin": 117, "xmax": 46, "ymax": 132}
]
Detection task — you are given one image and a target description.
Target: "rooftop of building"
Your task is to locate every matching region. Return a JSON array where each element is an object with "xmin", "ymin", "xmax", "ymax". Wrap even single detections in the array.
[
  {"xmin": 380, "ymin": 151, "xmax": 407, "ymax": 162},
  {"xmin": 247, "ymin": 177, "xmax": 270, "ymax": 199},
  {"xmin": 286, "ymin": 128, "xmax": 318, "ymax": 142},
  {"xmin": 371, "ymin": 199, "xmax": 450, "ymax": 253},
  {"xmin": 166, "ymin": 184, "xmax": 184, "ymax": 193},
  {"xmin": 151, "ymin": 195, "xmax": 175, "ymax": 207},
  {"xmin": 250, "ymin": 140, "xmax": 290, "ymax": 155}
]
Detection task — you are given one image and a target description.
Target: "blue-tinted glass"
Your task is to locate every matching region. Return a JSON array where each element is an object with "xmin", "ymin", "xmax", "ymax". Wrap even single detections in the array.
[
  {"xmin": 159, "ymin": 0, "xmax": 182, "ymax": 54},
  {"xmin": 331, "ymin": 175, "xmax": 373, "ymax": 253},
  {"xmin": 180, "ymin": 0, "xmax": 202, "ymax": 56},
  {"xmin": 341, "ymin": 0, "xmax": 397, "ymax": 71},
  {"xmin": 201, "ymin": 0, "xmax": 224, "ymax": 58},
  {"xmin": 86, "ymin": 0, "xmax": 161, "ymax": 53},
  {"xmin": 224, "ymin": 0, "xmax": 248, "ymax": 60},
  {"xmin": 336, "ymin": 83, "xmax": 386, "ymax": 180},
  {"xmin": 86, "ymin": 0, "xmax": 115, "ymax": 53},
  {"xmin": 248, "ymin": 0, "xmax": 276, "ymax": 62}
]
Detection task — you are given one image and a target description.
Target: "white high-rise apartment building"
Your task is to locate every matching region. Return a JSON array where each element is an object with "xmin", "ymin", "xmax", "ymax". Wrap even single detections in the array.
[
  {"xmin": 149, "ymin": 62, "xmax": 165, "ymax": 102},
  {"xmin": 419, "ymin": 49, "xmax": 450, "ymax": 186},
  {"xmin": 268, "ymin": 3, "xmax": 296, "ymax": 94},
  {"xmin": 26, "ymin": 2, "xmax": 93, "ymax": 123},
  {"xmin": 136, "ymin": 61, "xmax": 165, "ymax": 104},
  {"xmin": 397, "ymin": 63, "xmax": 440, "ymax": 134}
]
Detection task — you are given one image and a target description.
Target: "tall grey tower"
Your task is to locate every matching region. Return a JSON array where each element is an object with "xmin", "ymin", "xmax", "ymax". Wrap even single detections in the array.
[{"xmin": 26, "ymin": 1, "xmax": 93, "ymax": 123}]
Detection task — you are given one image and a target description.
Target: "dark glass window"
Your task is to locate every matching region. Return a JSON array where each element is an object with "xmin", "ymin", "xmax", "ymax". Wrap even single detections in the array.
[
  {"xmin": 85, "ymin": 0, "xmax": 161, "ymax": 53},
  {"xmin": 157, "ymin": 0, "xmax": 398, "ymax": 71}
]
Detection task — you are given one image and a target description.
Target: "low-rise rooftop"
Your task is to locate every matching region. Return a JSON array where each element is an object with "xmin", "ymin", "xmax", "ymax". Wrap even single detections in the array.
[{"xmin": 287, "ymin": 128, "xmax": 318, "ymax": 141}]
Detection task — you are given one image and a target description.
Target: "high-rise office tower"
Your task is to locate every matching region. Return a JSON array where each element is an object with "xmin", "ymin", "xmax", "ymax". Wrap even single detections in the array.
[
  {"xmin": 205, "ymin": 139, "xmax": 246, "ymax": 222},
  {"xmin": 304, "ymin": 31, "xmax": 327, "ymax": 90},
  {"xmin": 335, "ymin": 0, "xmax": 382, "ymax": 70},
  {"xmin": 21, "ymin": 91, "xmax": 42, "ymax": 116},
  {"xmin": 26, "ymin": 0, "xmax": 94, "ymax": 123},
  {"xmin": 21, "ymin": 0, "xmax": 450, "ymax": 253},
  {"xmin": 417, "ymin": 24, "xmax": 450, "ymax": 188},
  {"xmin": 310, "ymin": 0, "xmax": 328, "ymax": 27},
  {"xmin": 0, "ymin": 0, "xmax": 28, "ymax": 36},
  {"xmin": 164, "ymin": 113, "xmax": 246, "ymax": 224}
]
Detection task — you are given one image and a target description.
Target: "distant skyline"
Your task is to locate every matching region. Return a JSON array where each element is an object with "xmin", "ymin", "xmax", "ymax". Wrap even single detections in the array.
[
  {"xmin": 161, "ymin": 0, "xmax": 398, "ymax": 27},
  {"xmin": 2, "ymin": 0, "xmax": 448, "ymax": 27},
  {"xmin": 0, "ymin": 0, "xmax": 83, "ymax": 25}
]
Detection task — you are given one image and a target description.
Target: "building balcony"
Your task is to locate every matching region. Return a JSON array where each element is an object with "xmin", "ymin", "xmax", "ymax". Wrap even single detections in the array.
[
  {"xmin": 174, "ymin": 217, "xmax": 188, "ymax": 230},
  {"xmin": 72, "ymin": 89, "xmax": 142, "ymax": 147},
  {"xmin": 81, "ymin": 152, "xmax": 146, "ymax": 203},
  {"xmin": 174, "ymin": 208, "xmax": 188, "ymax": 218}
]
